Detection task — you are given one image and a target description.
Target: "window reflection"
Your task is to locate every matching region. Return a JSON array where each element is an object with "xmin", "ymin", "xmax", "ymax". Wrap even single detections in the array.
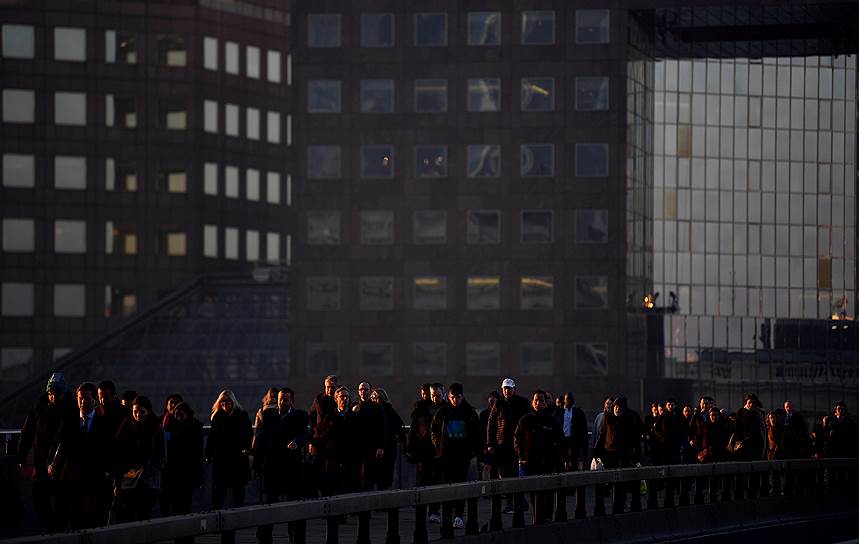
[
  {"xmin": 1, "ymin": 282, "xmax": 34, "ymax": 316},
  {"xmin": 521, "ymin": 210, "xmax": 553, "ymax": 243},
  {"xmin": 575, "ymin": 276, "xmax": 608, "ymax": 308},
  {"xmin": 467, "ymin": 276, "xmax": 500, "ymax": 309},
  {"xmin": 575, "ymin": 10, "xmax": 610, "ymax": 44},
  {"xmin": 413, "ymin": 210, "xmax": 446, "ymax": 244},
  {"xmin": 360, "ymin": 145, "xmax": 394, "ymax": 178},
  {"xmin": 360, "ymin": 343, "xmax": 394, "ymax": 375},
  {"xmin": 307, "ymin": 210, "xmax": 341, "ymax": 245},
  {"xmin": 308, "ymin": 14, "xmax": 341, "ymax": 48},
  {"xmin": 576, "ymin": 343, "xmax": 608, "ymax": 375},
  {"xmin": 575, "ymin": 209, "xmax": 608, "ymax": 243},
  {"xmin": 576, "ymin": 77, "xmax": 609, "ymax": 111},
  {"xmin": 307, "ymin": 276, "xmax": 340, "ymax": 310},
  {"xmin": 308, "ymin": 80, "xmax": 341, "ymax": 113},
  {"xmin": 414, "ymin": 277, "xmax": 447, "ymax": 310},
  {"xmin": 521, "ymin": 78, "xmax": 554, "ymax": 111},
  {"xmin": 520, "ymin": 144, "xmax": 554, "ymax": 177},
  {"xmin": 361, "ymin": 80, "xmax": 394, "ymax": 113},
  {"xmin": 520, "ymin": 343, "xmax": 553, "ymax": 375},
  {"xmin": 307, "ymin": 145, "xmax": 341, "ymax": 179},
  {"xmin": 521, "ymin": 11, "xmax": 554, "ymax": 45},
  {"xmin": 361, "ymin": 210, "xmax": 394, "ymax": 244},
  {"xmin": 468, "ymin": 12, "xmax": 501, "ymax": 46},
  {"xmin": 415, "ymin": 145, "xmax": 447, "ymax": 178},
  {"xmin": 360, "ymin": 277, "xmax": 393, "ymax": 310},
  {"xmin": 467, "ymin": 210, "xmax": 500, "ymax": 244},
  {"xmin": 467, "ymin": 144, "xmax": 501, "ymax": 178},
  {"xmin": 468, "ymin": 78, "xmax": 501, "ymax": 112},
  {"xmin": 521, "ymin": 276, "xmax": 553, "ymax": 309},
  {"xmin": 361, "ymin": 14, "xmax": 394, "ymax": 47},
  {"xmin": 415, "ymin": 13, "xmax": 447, "ymax": 46},
  {"xmin": 414, "ymin": 343, "xmax": 446, "ymax": 375},
  {"xmin": 414, "ymin": 79, "xmax": 447, "ymax": 112}
]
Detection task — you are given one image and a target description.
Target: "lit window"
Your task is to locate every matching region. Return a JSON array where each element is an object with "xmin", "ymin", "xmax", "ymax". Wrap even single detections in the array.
[
  {"xmin": 246, "ymin": 107, "xmax": 260, "ymax": 140},
  {"xmin": 266, "ymin": 172, "xmax": 281, "ymax": 204},
  {"xmin": 467, "ymin": 210, "xmax": 500, "ymax": 244},
  {"xmin": 575, "ymin": 143, "xmax": 609, "ymax": 177},
  {"xmin": 225, "ymin": 227, "xmax": 238, "ymax": 260},
  {"xmin": 225, "ymin": 166, "xmax": 239, "ymax": 198},
  {"xmin": 2, "ymin": 24, "xmax": 34, "ymax": 59},
  {"xmin": 360, "ymin": 145, "xmax": 394, "ymax": 178},
  {"xmin": 266, "ymin": 50, "xmax": 281, "ymax": 82},
  {"xmin": 413, "ymin": 277, "xmax": 446, "ymax": 309},
  {"xmin": 164, "ymin": 231, "xmax": 187, "ymax": 256},
  {"xmin": 1, "ymin": 282, "xmax": 34, "ymax": 316},
  {"xmin": 307, "ymin": 210, "xmax": 341, "ymax": 244},
  {"xmin": 2, "ymin": 154, "xmax": 35, "ymax": 187},
  {"xmin": 266, "ymin": 111, "xmax": 280, "ymax": 143},
  {"xmin": 576, "ymin": 77, "xmax": 609, "ymax": 111},
  {"xmin": 521, "ymin": 11, "xmax": 555, "ymax": 45},
  {"xmin": 414, "ymin": 79, "xmax": 447, "ymax": 112},
  {"xmin": 225, "ymin": 41, "xmax": 239, "ymax": 74},
  {"xmin": 575, "ymin": 209, "xmax": 608, "ymax": 243},
  {"xmin": 307, "ymin": 145, "xmax": 341, "ymax": 179},
  {"xmin": 105, "ymin": 223, "xmax": 138, "ymax": 255},
  {"xmin": 521, "ymin": 210, "xmax": 553, "ymax": 243},
  {"xmin": 360, "ymin": 210, "xmax": 394, "ymax": 244},
  {"xmin": 105, "ymin": 286, "xmax": 137, "ymax": 318},
  {"xmin": 54, "ymin": 220, "xmax": 86, "ymax": 253},
  {"xmin": 204, "ymin": 100, "xmax": 218, "ymax": 133},
  {"xmin": 576, "ymin": 10, "xmax": 610, "ymax": 44},
  {"xmin": 520, "ymin": 144, "xmax": 554, "ymax": 177},
  {"xmin": 246, "ymin": 230, "xmax": 259, "ymax": 262},
  {"xmin": 308, "ymin": 80, "xmax": 341, "ymax": 113},
  {"xmin": 466, "ymin": 342, "xmax": 499, "ymax": 376},
  {"xmin": 54, "ymin": 92, "xmax": 87, "ymax": 126},
  {"xmin": 521, "ymin": 343, "xmax": 553, "ymax": 375},
  {"xmin": 2, "ymin": 218, "xmax": 34, "ymax": 252},
  {"xmin": 2, "ymin": 89, "xmax": 35, "ymax": 123},
  {"xmin": 54, "ymin": 27, "xmax": 86, "ymax": 62},
  {"xmin": 521, "ymin": 77, "xmax": 555, "ymax": 111},
  {"xmin": 105, "ymin": 160, "xmax": 137, "ymax": 192},
  {"xmin": 106, "ymin": 30, "xmax": 136, "ymax": 64},
  {"xmin": 575, "ymin": 276, "xmax": 608, "ymax": 309},
  {"xmin": 54, "ymin": 156, "xmax": 86, "ymax": 190},
  {"xmin": 204, "ymin": 162, "xmax": 218, "ymax": 195},
  {"xmin": 360, "ymin": 80, "xmax": 394, "ymax": 113},
  {"xmin": 467, "ymin": 78, "xmax": 501, "ymax": 112},
  {"xmin": 359, "ymin": 343, "xmax": 394, "ymax": 375},
  {"xmin": 414, "ymin": 343, "xmax": 446, "ymax": 375},
  {"xmin": 203, "ymin": 36, "xmax": 218, "ymax": 70},
  {"xmin": 360, "ymin": 277, "xmax": 394, "ymax": 311},
  {"xmin": 161, "ymin": 98, "xmax": 187, "ymax": 130},
  {"xmin": 576, "ymin": 343, "xmax": 608, "ymax": 376},
  {"xmin": 467, "ymin": 144, "xmax": 501, "ymax": 178},
  {"xmin": 203, "ymin": 225, "xmax": 218, "ymax": 257},
  {"xmin": 246, "ymin": 46, "xmax": 260, "ymax": 79},
  {"xmin": 415, "ymin": 145, "xmax": 447, "ymax": 178},
  {"xmin": 225, "ymin": 103, "xmax": 239, "ymax": 136},
  {"xmin": 307, "ymin": 276, "xmax": 340, "ymax": 310},
  {"xmin": 160, "ymin": 171, "xmax": 187, "ymax": 193},
  {"xmin": 158, "ymin": 34, "xmax": 186, "ymax": 66},
  {"xmin": 307, "ymin": 14, "xmax": 341, "ymax": 48},
  {"xmin": 246, "ymin": 168, "xmax": 260, "ymax": 201},
  {"xmin": 361, "ymin": 13, "xmax": 394, "ymax": 47},
  {"xmin": 467, "ymin": 276, "xmax": 500, "ymax": 309},
  {"xmin": 414, "ymin": 13, "xmax": 447, "ymax": 46},
  {"xmin": 413, "ymin": 210, "xmax": 446, "ymax": 244},
  {"xmin": 105, "ymin": 95, "xmax": 137, "ymax": 128},
  {"xmin": 468, "ymin": 12, "xmax": 501, "ymax": 46},
  {"xmin": 520, "ymin": 276, "xmax": 553, "ymax": 309},
  {"xmin": 54, "ymin": 284, "xmax": 86, "ymax": 317},
  {"xmin": 266, "ymin": 232, "xmax": 280, "ymax": 262}
]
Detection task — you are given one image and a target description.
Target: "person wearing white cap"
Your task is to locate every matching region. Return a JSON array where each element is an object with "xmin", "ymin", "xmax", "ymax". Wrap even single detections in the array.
[{"xmin": 485, "ymin": 377, "xmax": 531, "ymax": 513}]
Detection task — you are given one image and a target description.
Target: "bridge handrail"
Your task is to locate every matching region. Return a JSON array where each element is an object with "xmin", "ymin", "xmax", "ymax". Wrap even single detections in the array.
[{"xmin": 4, "ymin": 457, "xmax": 857, "ymax": 544}]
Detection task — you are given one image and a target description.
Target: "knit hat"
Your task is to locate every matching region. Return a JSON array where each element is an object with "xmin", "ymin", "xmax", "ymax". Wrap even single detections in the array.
[{"xmin": 45, "ymin": 372, "xmax": 67, "ymax": 394}]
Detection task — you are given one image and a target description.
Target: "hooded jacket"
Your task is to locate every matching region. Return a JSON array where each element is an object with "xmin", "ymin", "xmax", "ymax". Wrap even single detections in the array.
[{"xmin": 594, "ymin": 396, "xmax": 642, "ymax": 461}]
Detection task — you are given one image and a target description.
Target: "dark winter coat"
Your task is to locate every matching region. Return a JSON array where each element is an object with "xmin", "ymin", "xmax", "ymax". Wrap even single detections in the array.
[
  {"xmin": 554, "ymin": 405, "xmax": 589, "ymax": 463},
  {"xmin": 308, "ymin": 393, "xmax": 336, "ymax": 438},
  {"xmin": 653, "ymin": 411, "xmax": 687, "ymax": 464},
  {"xmin": 253, "ymin": 407, "xmax": 309, "ymax": 497},
  {"xmin": 825, "ymin": 416, "xmax": 859, "ymax": 458},
  {"xmin": 16, "ymin": 393, "xmax": 77, "ymax": 477},
  {"xmin": 732, "ymin": 407, "xmax": 765, "ymax": 461},
  {"xmin": 407, "ymin": 400, "xmax": 443, "ymax": 463},
  {"xmin": 352, "ymin": 400, "xmax": 387, "ymax": 461},
  {"xmin": 431, "ymin": 400, "xmax": 481, "ymax": 465},
  {"xmin": 515, "ymin": 408, "xmax": 565, "ymax": 474},
  {"xmin": 697, "ymin": 417, "xmax": 730, "ymax": 463},
  {"xmin": 52, "ymin": 411, "xmax": 113, "ymax": 483},
  {"xmin": 486, "ymin": 394, "xmax": 530, "ymax": 451},
  {"xmin": 594, "ymin": 396, "xmax": 642, "ymax": 466},
  {"xmin": 205, "ymin": 409, "xmax": 253, "ymax": 486},
  {"xmin": 114, "ymin": 414, "xmax": 166, "ymax": 490},
  {"xmin": 163, "ymin": 416, "xmax": 204, "ymax": 492}
]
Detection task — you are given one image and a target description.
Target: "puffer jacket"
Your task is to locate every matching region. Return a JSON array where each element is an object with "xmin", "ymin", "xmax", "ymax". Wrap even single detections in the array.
[{"xmin": 486, "ymin": 394, "xmax": 530, "ymax": 450}]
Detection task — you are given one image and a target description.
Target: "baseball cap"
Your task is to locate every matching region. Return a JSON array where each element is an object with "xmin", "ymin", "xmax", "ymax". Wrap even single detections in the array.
[{"xmin": 501, "ymin": 378, "xmax": 515, "ymax": 388}]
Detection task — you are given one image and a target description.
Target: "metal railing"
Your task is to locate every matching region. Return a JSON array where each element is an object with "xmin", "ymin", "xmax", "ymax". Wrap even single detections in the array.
[{"xmin": 5, "ymin": 458, "xmax": 858, "ymax": 544}]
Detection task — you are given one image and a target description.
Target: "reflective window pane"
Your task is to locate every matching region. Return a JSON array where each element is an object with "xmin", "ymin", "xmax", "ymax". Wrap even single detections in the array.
[
  {"xmin": 225, "ymin": 165, "xmax": 239, "ymax": 198},
  {"xmin": 266, "ymin": 111, "xmax": 280, "ymax": 143},
  {"xmin": 521, "ymin": 343, "xmax": 553, "ymax": 375},
  {"xmin": 2, "ymin": 282, "xmax": 34, "ymax": 316},
  {"xmin": 2, "ymin": 24, "xmax": 34, "ymax": 58},
  {"xmin": 225, "ymin": 103, "xmax": 239, "ymax": 136},
  {"xmin": 307, "ymin": 210, "xmax": 340, "ymax": 244},
  {"xmin": 306, "ymin": 343, "xmax": 339, "ymax": 375},
  {"xmin": 360, "ymin": 80, "xmax": 394, "ymax": 113},
  {"xmin": 521, "ymin": 276, "xmax": 554, "ymax": 309},
  {"xmin": 576, "ymin": 343, "xmax": 608, "ymax": 375},
  {"xmin": 415, "ymin": 145, "xmax": 448, "ymax": 178},
  {"xmin": 361, "ymin": 210, "xmax": 394, "ymax": 244},
  {"xmin": 267, "ymin": 50, "xmax": 281, "ymax": 83},
  {"xmin": 2, "ymin": 154, "xmax": 35, "ymax": 187},
  {"xmin": 360, "ymin": 277, "xmax": 393, "ymax": 310},
  {"xmin": 414, "ymin": 343, "xmax": 446, "ymax": 375},
  {"xmin": 521, "ymin": 11, "xmax": 555, "ymax": 45},
  {"xmin": 246, "ymin": 168, "xmax": 260, "ymax": 201},
  {"xmin": 203, "ymin": 36, "xmax": 218, "ymax": 70},
  {"xmin": 160, "ymin": 98, "xmax": 187, "ymax": 130},
  {"xmin": 359, "ymin": 343, "xmax": 393, "ymax": 375},
  {"xmin": 225, "ymin": 227, "xmax": 238, "ymax": 259},
  {"xmin": 307, "ymin": 277, "xmax": 341, "ymax": 310},
  {"xmin": 575, "ymin": 209, "xmax": 609, "ymax": 243},
  {"xmin": 575, "ymin": 276, "xmax": 608, "ymax": 308},
  {"xmin": 54, "ymin": 92, "xmax": 86, "ymax": 126},
  {"xmin": 575, "ymin": 143, "xmax": 609, "ymax": 177},
  {"xmin": 520, "ymin": 144, "xmax": 554, "ymax": 177},
  {"xmin": 307, "ymin": 145, "xmax": 341, "ymax": 179},
  {"xmin": 308, "ymin": 14, "xmax": 341, "ymax": 48},
  {"xmin": 361, "ymin": 13, "xmax": 394, "ymax": 47},
  {"xmin": 54, "ymin": 27, "xmax": 86, "ymax": 62},
  {"xmin": 266, "ymin": 172, "xmax": 281, "ymax": 204},
  {"xmin": 106, "ymin": 95, "xmax": 137, "ymax": 128},
  {"xmin": 245, "ymin": 229, "xmax": 259, "ymax": 261},
  {"xmin": 415, "ymin": 13, "xmax": 447, "ymax": 46},
  {"xmin": 2, "ymin": 218, "xmax": 34, "ymax": 252},
  {"xmin": 54, "ymin": 156, "xmax": 86, "ymax": 190},
  {"xmin": 521, "ymin": 210, "xmax": 553, "ymax": 243},
  {"xmin": 576, "ymin": 77, "xmax": 609, "ymax": 111},
  {"xmin": 468, "ymin": 12, "xmax": 501, "ymax": 46},
  {"xmin": 1, "ymin": 348, "xmax": 32, "ymax": 370},
  {"xmin": 54, "ymin": 284, "xmax": 86, "ymax": 317},
  {"xmin": 466, "ymin": 342, "xmax": 500, "ymax": 376},
  {"xmin": 2, "ymin": 89, "xmax": 34, "ymax": 123},
  {"xmin": 106, "ymin": 30, "xmax": 136, "ymax": 64},
  {"xmin": 203, "ymin": 224, "xmax": 218, "ymax": 257},
  {"xmin": 360, "ymin": 145, "xmax": 394, "ymax": 178},
  {"xmin": 576, "ymin": 9, "xmax": 610, "ymax": 44},
  {"xmin": 467, "ymin": 145, "xmax": 501, "ymax": 178},
  {"xmin": 158, "ymin": 170, "xmax": 187, "ymax": 193},
  {"xmin": 467, "ymin": 78, "xmax": 501, "ymax": 112},
  {"xmin": 467, "ymin": 276, "xmax": 500, "ymax": 309},
  {"xmin": 266, "ymin": 232, "xmax": 280, "ymax": 263},
  {"xmin": 467, "ymin": 210, "xmax": 500, "ymax": 244},
  {"xmin": 413, "ymin": 210, "xmax": 446, "ymax": 244},
  {"xmin": 415, "ymin": 79, "xmax": 447, "ymax": 112},
  {"xmin": 246, "ymin": 107, "xmax": 259, "ymax": 140},
  {"xmin": 521, "ymin": 78, "xmax": 555, "ymax": 111},
  {"xmin": 308, "ymin": 80, "xmax": 341, "ymax": 113},
  {"xmin": 204, "ymin": 100, "xmax": 218, "ymax": 133},
  {"xmin": 246, "ymin": 45, "xmax": 260, "ymax": 79},
  {"xmin": 54, "ymin": 220, "xmax": 86, "ymax": 253},
  {"xmin": 225, "ymin": 41, "xmax": 239, "ymax": 74},
  {"xmin": 158, "ymin": 34, "xmax": 186, "ymax": 66},
  {"xmin": 413, "ymin": 277, "xmax": 446, "ymax": 310}
]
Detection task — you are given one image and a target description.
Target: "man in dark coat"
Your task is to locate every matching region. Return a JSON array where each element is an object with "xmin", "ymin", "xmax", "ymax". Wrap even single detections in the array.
[
  {"xmin": 594, "ymin": 395, "xmax": 643, "ymax": 513},
  {"xmin": 96, "ymin": 380, "xmax": 128, "ymax": 437},
  {"xmin": 732, "ymin": 394, "xmax": 765, "ymax": 461},
  {"xmin": 308, "ymin": 375, "xmax": 338, "ymax": 438},
  {"xmin": 352, "ymin": 382, "xmax": 387, "ymax": 491},
  {"xmin": 783, "ymin": 400, "xmax": 810, "ymax": 458},
  {"xmin": 825, "ymin": 401, "xmax": 859, "ymax": 458},
  {"xmin": 653, "ymin": 398, "xmax": 687, "ymax": 465},
  {"xmin": 516, "ymin": 390, "xmax": 566, "ymax": 524},
  {"xmin": 407, "ymin": 383, "xmax": 445, "ymax": 522},
  {"xmin": 310, "ymin": 386, "xmax": 363, "ymax": 496},
  {"xmin": 16, "ymin": 372, "xmax": 77, "ymax": 532},
  {"xmin": 554, "ymin": 392, "xmax": 588, "ymax": 471},
  {"xmin": 486, "ymin": 377, "xmax": 530, "ymax": 512}
]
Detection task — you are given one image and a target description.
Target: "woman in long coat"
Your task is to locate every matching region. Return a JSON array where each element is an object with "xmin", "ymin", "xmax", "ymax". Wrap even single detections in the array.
[
  {"xmin": 162, "ymin": 401, "xmax": 204, "ymax": 517},
  {"xmin": 113, "ymin": 396, "xmax": 166, "ymax": 522},
  {"xmin": 205, "ymin": 390, "xmax": 253, "ymax": 508}
]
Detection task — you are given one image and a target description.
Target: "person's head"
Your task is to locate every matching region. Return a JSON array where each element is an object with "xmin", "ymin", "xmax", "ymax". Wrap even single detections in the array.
[
  {"xmin": 46, "ymin": 371, "xmax": 67, "ymax": 404},
  {"xmin": 699, "ymin": 396, "xmax": 712, "ymax": 412},
  {"xmin": 766, "ymin": 410, "xmax": 780, "ymax": 427},
  {"xmin": 357, "ymin": 382, "xmax": 372, "ymax": 402},
  {"xmin": 165, "ymin": 393, "xmax": 183, "ymax": 415},
  {"xmin": 682, "ymin": 405, "xmax": 692, "ymax": 419},
  {"xmin": 448, "ymin": 383, "xmax": 464, "ymax": 407},
  {"xmin": 657, "ymin": 403, "xmax": 665, "ymax": 415},
  {"xmin": 121, "ymin": 390, "xmax": 137, "ymax": 407},
  {"xmin": 132, "ymin": 396, "xmax": 153, "ymax": 423},
  {"xmin": 420, "ymin": 383, "xmax": 431, "ymax": 401},
  {"xmin": 555, "ymin": 395, "xmax": 563, "ymax": 408},
  {"xmin": 743, "ymin": 394, "xmax": 759, "ymax": 410},
  {"xmin": 372, "ymin": 388, "xmax": 390, "ymax": 404},
  {"xmin": 97, "ymin": 380, "xmax": 117, "ymax": 405},
  {"xmin": 603, "ymin": 397, "xmax": 614, "ymax": 413},
  {"xmin": 665, "ymin": 398, "xmax": 676, "ymax": 413},
  {"xmin": 173, "ymin": 401, "xmax": 194, "ymax": 422},
  {"xmin": 650, "ymin": 402, "xmax": 659, "ymax": 416},
  {"xmin": 708, "ymin": 407, "xmax": 720, "ymax": 421},
  {"xmin": 564, "ymin": 392, "xmax": 575, "ymax": 409},
  {"xmin": 430, "ymin": 384, "xmax": 445, "ymax": 406},
  {"xmin": 76, "ymin": 382, "xmax": 97, "ymax": 414},
  {"xmin": 612, "ymin": 396, "xmax": 627, "ymax": 417},
  {"xmin": 334, "ymin": 386, "xmax": 351, "ymax": 411},
  {"xmin": 487, "ymin": 390, "xmax": 501, "ymax": 408},
  {"xmin": 834, "ymin": 401, "xmax": 848, "ymax": 418},
  {"xmin": 262, "ymin": 387, "xmax": 279, "ymax": 407},
  {"xmin": 531, "ymin": 390, "xmax": 548, "ymax": 412},
  {"xmin": 501, "ymin": 378, "xmax": 516, "ymax": 400},
  {"xmin": 211, "ymin": 389, "xmax": 242, "ymax": 420},
  {"xmin": 323, "ymin": 375, "xmax": 338, "ymax": 397},
  {"xmin": 278, "ymin": 387, "xmax": 295, "ymax": 413},
  {"xmin": 784, "ymin": 400, "xmax": 794, "ymax": 414}
]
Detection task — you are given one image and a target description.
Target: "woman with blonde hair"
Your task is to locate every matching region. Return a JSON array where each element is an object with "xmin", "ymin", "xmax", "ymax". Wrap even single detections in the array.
[
  {"xmin": 252, "ymin": 387, "xmax": 279, "ymax": 451},
  {"xmin": 205, "ymin": 390, "xmax": 253, "ymax": 509}
]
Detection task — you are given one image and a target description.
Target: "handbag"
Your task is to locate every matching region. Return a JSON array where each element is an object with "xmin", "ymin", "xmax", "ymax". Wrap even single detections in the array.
[{"xmin": 120, "ymin": 467, "xmax": 143, "ymax": 490}]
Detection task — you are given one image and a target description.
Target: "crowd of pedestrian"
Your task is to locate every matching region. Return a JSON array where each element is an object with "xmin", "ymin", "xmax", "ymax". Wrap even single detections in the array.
[{"xmin": 15, "ymin": 371, "xmax": 859, "ymax": 537}]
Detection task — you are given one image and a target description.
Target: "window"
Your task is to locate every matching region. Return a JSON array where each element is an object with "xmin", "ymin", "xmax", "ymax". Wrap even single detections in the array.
[
  {"xmin": 576, "ymin": 10, "xmax": 610, "ymax": 44},
  {"xmin": 360, "ymin": 277, "xmax": 394, "ymax": 310},
  {"xmin": 54, "ymin": 220, "xmax": 86, "ymax": 253},
  {"xmin": 266, "ymin": 232, "xmax": 280, "ymax": 262},
  {"xmin": 360, "ymin": 145, "xmax": 394, "ymax": 178},
  {"xmin": 468, "ymin": 12, "xmax": 501, "ymax": 45},
  {"xmin": 308, "ymin": 80, "xmax": 341, "ymax": 113},
  {"xmin": 467, "ymin": 276, "xmax": 500, "ymax": 309},
  {"xmin": 106, "ymin": 31, "xmax": 136, "ymax": 64},
  {"xmin": 2, "ymin": 154, "xmax": 35, "ymax": 187},
  {"xmin": 225, "ymin": 166, "xmax": 239, "ymax": 198},
  {"xmin": 307, "ymin": 210, "xmax": 340, "ymax": 244},
  {"xmin": 2, "ymin": 24, "xmax": 34, "ymax": 58},
  {"xmin": 361, "ymin": 13, "xmax": 394, "ymax": 47},
  {"xmin": 466, "ymin": 342, "xmax": 499, "ymax": 376},
  {"xmin": 575, "ymin": 209, "xmax": 608, "ymax": 243},
  {"xmin": 521, "ymin": 78, "xmax": 555, "ymax": 111},
  {"xmin": 414, "ymin": 277, "xmax": 447, "ymax": 309},
  {"xmin": 413, "ymin": 210, "xmax": 446, "ymax": 244},
  {"xmin": 2, "ymin": 282, "xmax": 34, "ymax": 316},
  {"xmin": 2, "ymin": 219, "xmax": 34, "ymax": 252},
  {"xmin": 467, "ymin": 210, "xmax": 500, "ymax": 244},
  {"xmin": 360, "ymin": 210, "xmax": 394, "ymax": 244},
  {"xmin": 162, "ymin": 231, "xmax": 187, "ymax": 256},
  {"xmin": 415, "ymin": 13, "xmax": 447, "ymax": 46},
  {"xmin": 521, "ymin": 11, "xmax": 555, "ymax": 45},
  {"xmin": 246, "ymin": 46, "xmax": 260, "ymax": 79},
  {"xmin": 203, "ymin": 36, "xmax": 218, "ymax": 70},
  {"xmin": 159, "ymin": 170, "xmax": 187, "ymax": 193},
  {"xmin": 105, "ymin": 286, "xmax": 137, "ymax": 317},
  {"xmin": 224, "ymin": 227, "xmax": 238, "ymax": 260},
  {"xmin": 414, "ymin": 343, "xmax": 446, "ymax": 375},
  {"xmin": 266, "ymin": 111, "xmax": 281, "ymax": 143},
  {"xmin": 54, "ymin": 284, "xmax": 85, "ymax": 317},
  {"xmin": 467, "ymin": 145, "xmax": 501, "ymax": 178},
  {"xmin": 225, "ymin": 41, "xmax": 239, "ymax": 74},
  {"xmin": 576, "ymin": 77, "xmax": 609, "ymax": 111},
  {"xmin": 225, "ymin": 103, "xmax": 239, "ymax": 136},
  {"xmin": 105, "ymin": 95, "xmax": 137, "ymax": 128},
  {"xmin": 576, "ymin": 343, "xmax": 608, "ymax": 376},
  {"xmin": 521, "ymin": 276, "xmax": 553, "ymax": 309},
  {"xmin": 160, "ymin": 98, "xmax": 187, "ymax": 130},
  {"xmin": 54, "ymin": 156, "xmax": 86, "ymax": 190},
  {"xmin": 1, "ymin": 348, "xmax": 32, "ymax": 370},
  {"xmin": 467, "ymin": 78, "xmax": 501, "ymax": 112},
  {"xmin": 307, "ymin": 276, "xmax": 340, "ymax": 310},
  {"xmin": 158, "ymin": 34, "xmax": 186, "ymax": 66},
  {"xmin": 246, "ymin": 230, "xmax": 259, "ymax": 261},
  {"xmin": 266, "ymin": 50, "xmax": 281, "ymax": 83},
  {"xmin": 54, "ymin": 27, "xmax": 85, "ymax": 62},
  {"xmin": 204, "ymin": 100, "xmax": 218, "ymax": 133},
  {"xmin": 307, "ymin": 145, "xmax": 341, "ymax": 179},
  {"xmin": 414, "ymin": 79, "xmax": 447, "ymax": 112},
  {"xmin": 307, "ymin": 343, "xmax": 339, "ymax": 375},
  {"xmin": 575, "ymin": 143, "xmax": 609, "ymax": 177},
  {"xmin": 203, "ymin": 225, "xmax": 218, "ymax": 257},
  {"xmin": 360, "ymin": 80, "xmax": 394, "ymax": 113},
  {"xmin": 521, "ymin": 210, "xmax": 553, "ymax": 243},
  {"xmin": 2, "ymin": 89, "xmax": 34, "ymax": 123},
  {"xmin": 415, "ymin": 145, "xmax": 447, "ymax": 178},
  {"xmin": 107, "ymin": 162, "xmax": 137, "ymax": 192},
  {"xmin": 55, "ymin": 92, "xmax": 86, "ymax": 126},
  {"xmin": 246, "ymin": 168, "xmax": 260, "ymax": 201},
  {"xmin": 520, "ymin": 144, "xmax": 554, "ymax": 177},
  {"xmin": 266, "ymin": 172, "xmax": 281, "ymax": 204},
  {"xmin": 575, "ymin": 276, "xmax": 608, "ymax": 309},
  {"xmin": 105, "ymin": 222, "xmax": 138, "ymax": 255},
  {"xmin": 359, "ymin": 343, "xmax": 394, "ymax": 375},
  {"xmin": 246, "ymin": 107, "xmax": 260, "ymax": 140},
  {"xmin": 521, "ymin": 343, "xmax": 553, "ymax": 375},
  {"xmin": 307, "ymin": 14, "xmax": 341, "ymax": 48}
]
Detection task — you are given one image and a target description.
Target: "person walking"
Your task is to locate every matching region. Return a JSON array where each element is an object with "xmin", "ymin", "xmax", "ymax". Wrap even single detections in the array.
[
  {"xmin": 555, "ymin": 392, "xmax": 588, "ymax": 471},
  {"xmin": 478, "ymin": 391, "xmax": 501, "ymax": 480},
  {"xmin": 206, "ymin": 390, "xmax": 253, "ymax": 509},
  {"xmin": 593, "ymin": 395, "xmax": 642, "ymax": 513},
  {"xmin": 352, "ymin": 382, "xmax": 387, "ymax": 491},
  {"xmin": 515, "ymin": 390, "xmax": 565, "ymax": 524},
  {"xmin": 371, "ymin": 388, "xmax": 405, "ymax": 491},
  {"xmin": 486, "ymin": 378, "xmax": 530, "ymax": 514},
  {"xmin": 310, "ymin": 386, "xmax": 362, "ymax": 497},
  {"xmin": 407, "ymin": 383, "xmax": 445, "ymax": 523},
  {"xmin": 161, "ymin": 401, "xmax": 204, "ymax": 522}
]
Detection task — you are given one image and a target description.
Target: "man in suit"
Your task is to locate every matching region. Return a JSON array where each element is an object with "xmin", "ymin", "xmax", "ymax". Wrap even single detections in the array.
[{"xmin": 555, "ymin": 392, "xmax": 588, "ymax": 471}]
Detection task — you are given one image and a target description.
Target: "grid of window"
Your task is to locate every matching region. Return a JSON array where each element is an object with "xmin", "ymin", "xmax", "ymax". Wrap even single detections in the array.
[
  {"xmin": 2, "ymin": 25, "xmax": 34, "ymax": 58},
  {"xmin": 414, "ymin": 13, "xmax": 447, "ymax": 46},
  {"xmin": 361, "ymin": 14, "xmax": 394, "ymax": 48},
  {"xmin": 360, "ymin": 80, "xmax": 394, "ymax": 113}
]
